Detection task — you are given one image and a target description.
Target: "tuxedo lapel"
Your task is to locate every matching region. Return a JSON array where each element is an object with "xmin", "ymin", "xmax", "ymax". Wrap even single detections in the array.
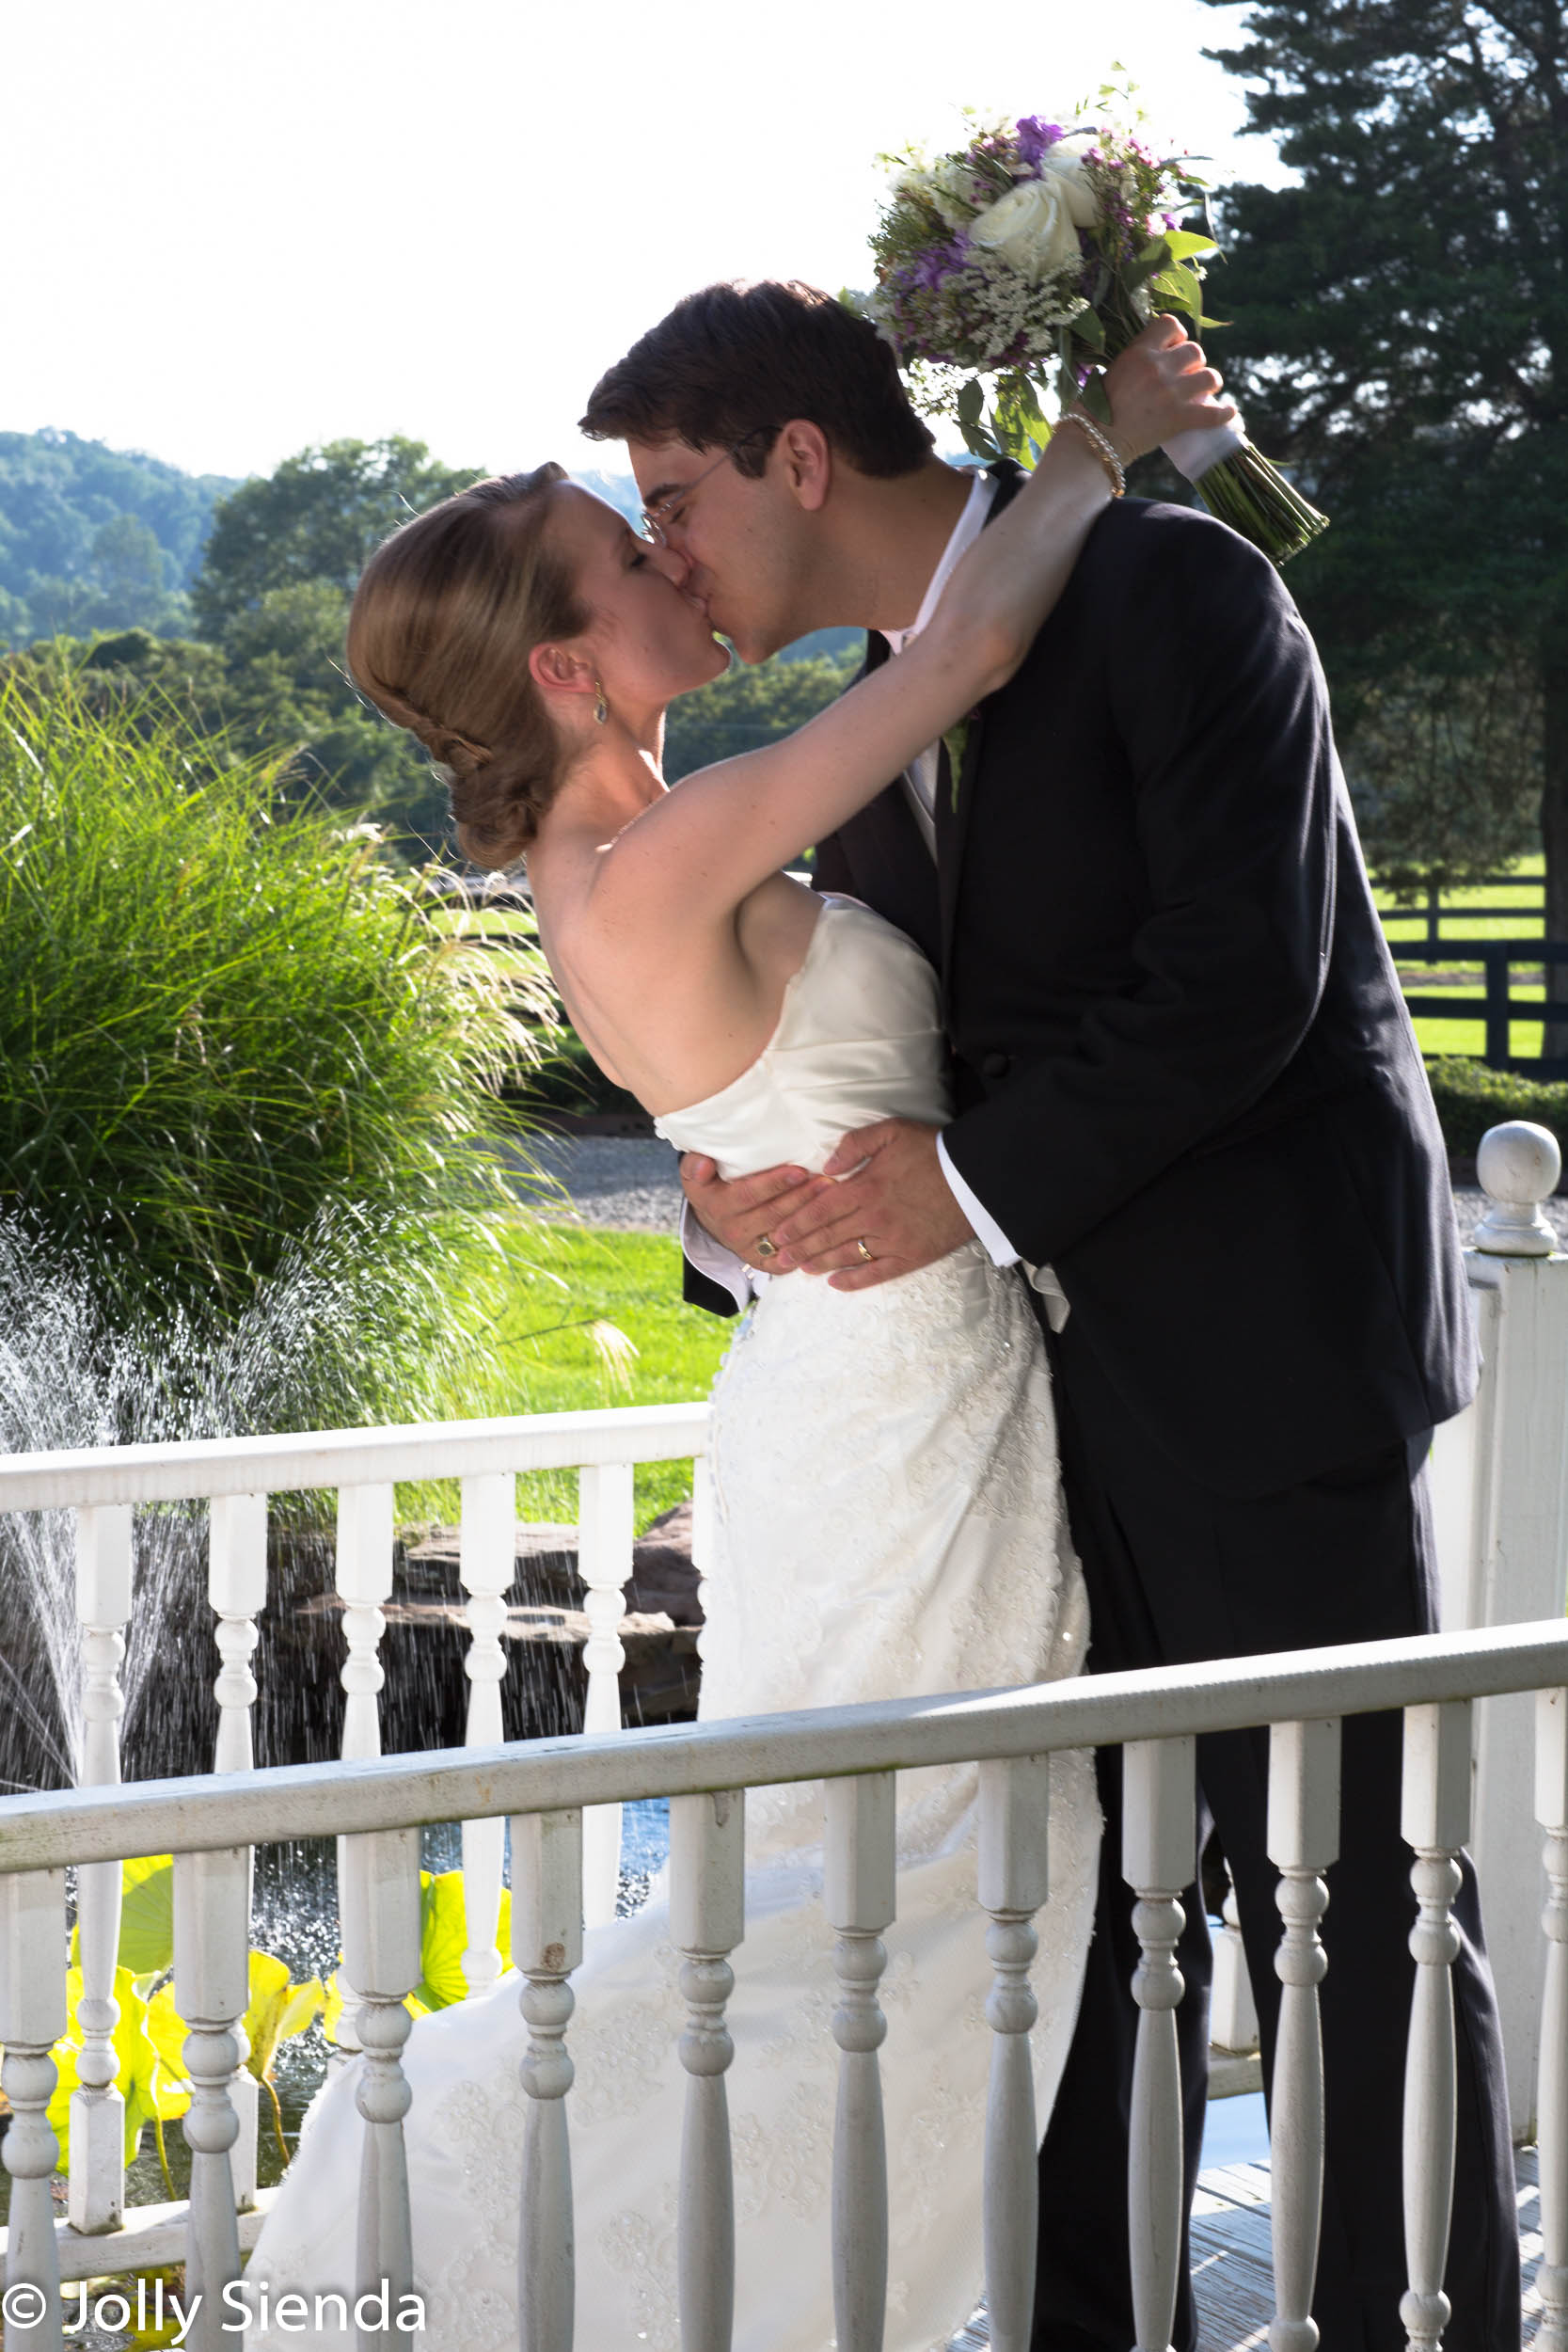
[
  {"xmin": 934, "ymin": 462, "xmax": 1023, "ymax": 985},
  {"xmin": 935, "ymin": 701, "xmax": 988, "ymax": 983},
  {"xmin": 819, "ymin": 629, "xmax": 942, "ymax": 965}
]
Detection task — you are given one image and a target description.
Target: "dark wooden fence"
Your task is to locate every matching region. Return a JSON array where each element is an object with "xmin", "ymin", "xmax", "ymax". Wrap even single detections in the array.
[
  {"xmin": 1386, "ymin": 875, "xmax": 1546, "ymax": 950},
  {"xmin": 1376, "ymin": 872, "xmax": 1568, "ymax": 1076},
  {"xmin": 1395, "ymin": 943, "xmax": 1568, "ymax": 1077}
]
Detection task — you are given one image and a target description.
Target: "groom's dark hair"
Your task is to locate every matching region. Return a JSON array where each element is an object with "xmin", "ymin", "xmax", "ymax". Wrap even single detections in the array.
[{"xmin": 580, "ymin": 280, "xmax": 934, "ymax": 478}]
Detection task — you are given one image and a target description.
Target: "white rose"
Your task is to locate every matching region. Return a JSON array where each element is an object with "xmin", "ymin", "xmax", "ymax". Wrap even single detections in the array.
[
  {"xmin": 1036, "ymin": 135, "xmax": 1100, "ymax": 230},
  {"xmin": 928, "ymin": 156, "xmax": 979, "ymax": 229},
  {"xmin": 968, "ymin": 173, "xmax": 1083, "ymax": 281}
]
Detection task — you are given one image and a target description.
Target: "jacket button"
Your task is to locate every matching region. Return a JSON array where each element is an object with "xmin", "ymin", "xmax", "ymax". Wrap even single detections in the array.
[{"xmin": 980, "ymin": 1051, "xmax": 1011, "ymax": 1079}]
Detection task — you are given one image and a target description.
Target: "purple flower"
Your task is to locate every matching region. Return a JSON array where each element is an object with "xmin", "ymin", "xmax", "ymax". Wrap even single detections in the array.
[
  {"xmin": 911, "ymin": 236, "xmax": 969, "ymax": 290},
  {"xmin": 1015, "ymin": 117, "xmax": 1066, "ymax": 167}
]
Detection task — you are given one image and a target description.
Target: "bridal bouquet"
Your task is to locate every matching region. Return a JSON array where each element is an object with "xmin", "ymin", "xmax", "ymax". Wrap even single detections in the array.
[{"xmin": 851, "ymin": 100, "xmax": 1327, "ymax": 565}]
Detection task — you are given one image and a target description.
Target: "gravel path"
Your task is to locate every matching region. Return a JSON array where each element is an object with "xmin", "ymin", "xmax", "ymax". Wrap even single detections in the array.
[
  {"xmin": 515, "ymin": 1132, "xmax": 685, "ymax": 1232},
  {"xmin": 516, "ymin": 1134, "xmax": 1568, "ymax": 1261},
  {"xmin": 517, "ymin": 1140, "xmax": 1568, "ymax": 1249}
]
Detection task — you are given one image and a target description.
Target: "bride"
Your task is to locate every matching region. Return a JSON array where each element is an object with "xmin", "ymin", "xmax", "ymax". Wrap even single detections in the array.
[{"xmin": 244, "ymin": 322, "xmax": 1230, "ymax": 2350}]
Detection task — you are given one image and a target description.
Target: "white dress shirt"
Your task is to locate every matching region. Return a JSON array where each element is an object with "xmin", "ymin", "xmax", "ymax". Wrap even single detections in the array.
[{"xmin": 681, "ymin": 468, "xmax": 1029, "ymax": 1306}]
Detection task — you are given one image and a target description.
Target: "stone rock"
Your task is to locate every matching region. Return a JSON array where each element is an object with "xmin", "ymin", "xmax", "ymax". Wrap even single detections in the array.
[
  {"xmin": 402, "ymin": 1500, "xmax": 704, "ymax": 1628},
  {"xmin": 298, "ymin": 1502, "xmax": 706, "ymax": 1737}
]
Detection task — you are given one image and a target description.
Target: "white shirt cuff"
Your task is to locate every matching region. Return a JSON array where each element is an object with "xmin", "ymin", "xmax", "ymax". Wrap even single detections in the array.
[
  {"xmin": 936, "ymin": 1133, "xmax": 1020, "ymax": 1267},
  {"xmin": 680, "ymin": 1198, "xmax": 761, "ymax": 1312},
  {"xmin": 1163, "ymin": 413, "xmax": 1247, "ymax": 485}
]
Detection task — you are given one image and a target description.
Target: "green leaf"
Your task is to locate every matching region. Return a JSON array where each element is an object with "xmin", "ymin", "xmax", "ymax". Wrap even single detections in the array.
[
  {"xmin": 1159, "ymin": 230, "xmax": 1219, "ymax": 263},
  {"xmin": 49, "ymin": 1965, "xmax": 190, "ymax": 2169},
  {"xmin": 943, "ymin": 722, "xmax": 971, "ymax": 811},
  {"xmin": 992, "ymin": 373, "xmax": 1051, "ymax": 469},
  {"xmin": 242, "ymin": 1948, "xmax": 324, "ymax": 2083},
  {"xmin": 956, "ymin": 379, "xmax": 985, "ymax": 428},
  {"xmin": 68, "ymin": 1852, "xmax": 174, "ymax": 1977},
  {"xmin": 1079, "ymin": 373, "xmax": 1115, "ymax": 427},
  {"xmin": 412, "ymin": 1868, "xmax": 515, "ymax": 2011},
  {"xmin": 1148, "ymin": 262, "xmax": 1206, "ymax": 325},
  {"xmin": 119, "ymin": 1854, "xmax": 175, "ymax": 1975},
  {"xmin": 1073, "ymin": 308, "xmax": 1106, "ymax": 353}
]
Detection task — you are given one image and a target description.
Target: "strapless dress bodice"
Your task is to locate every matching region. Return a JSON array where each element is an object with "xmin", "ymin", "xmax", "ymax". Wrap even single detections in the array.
[{"xmin": 654, "ymin": 896, "xmax": 949, "ymax": 1179}]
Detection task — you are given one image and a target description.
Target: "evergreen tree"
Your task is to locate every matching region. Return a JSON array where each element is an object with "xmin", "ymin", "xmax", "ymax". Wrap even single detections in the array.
[{"xmin": 1201, "ymin": 0, "xmax": 1567, "ymax": 930}]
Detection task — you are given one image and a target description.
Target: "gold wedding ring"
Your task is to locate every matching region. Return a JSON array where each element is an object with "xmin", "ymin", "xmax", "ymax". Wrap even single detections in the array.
[
  {"xmin": 753, "ymin": 1234, "xmax": 779, "ymax": 1261},
  {"xmin": 854, "ymin": 1238, "xmax": 874, "ymax": 1263}
]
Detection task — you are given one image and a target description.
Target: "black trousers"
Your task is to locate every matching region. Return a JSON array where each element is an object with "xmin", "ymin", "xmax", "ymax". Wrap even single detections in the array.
[{"xmin": 1032, "ymin": 1312, "xmax": 1520, "ymax": 2352}]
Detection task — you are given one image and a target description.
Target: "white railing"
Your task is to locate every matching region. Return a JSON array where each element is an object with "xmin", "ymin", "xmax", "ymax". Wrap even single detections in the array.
[
  {"xmin": 1204, "ymin": 1119, "xmax": 1568, "ymax": 2133},
  {"xmin": 3, "ymin": 1621, "xmax": 1568, "ymax": 2350},
  {"xmin": 0, "ymin": 1400, "xmax": 712, "ymax": 2255},
  {"xmin": 3, "ymin": 1118, "xmax": 1567, "ymax": 2329}
]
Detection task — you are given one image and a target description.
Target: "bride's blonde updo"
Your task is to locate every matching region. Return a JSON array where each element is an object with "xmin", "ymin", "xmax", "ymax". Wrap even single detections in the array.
[{"xmin": 346, "ymin": 462, "xmax": 587, "ymax": 866}]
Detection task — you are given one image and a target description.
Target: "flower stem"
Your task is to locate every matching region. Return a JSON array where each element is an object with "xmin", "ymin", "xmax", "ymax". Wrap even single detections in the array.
[{"xmin": 1195, "ymin": 442, "xmax": 1329, "ymax": 566}]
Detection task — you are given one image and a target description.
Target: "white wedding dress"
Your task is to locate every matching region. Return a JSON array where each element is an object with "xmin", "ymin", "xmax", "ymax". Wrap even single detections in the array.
[{"xmin": 245, "ymin": 897, "xmax": 1098, "ymax": 2352}]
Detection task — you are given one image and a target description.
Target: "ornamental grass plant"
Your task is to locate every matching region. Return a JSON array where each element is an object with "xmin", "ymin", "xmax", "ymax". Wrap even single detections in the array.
[{"xmin": 0, "ymin": 676, "xmax": 559, "ymax": 1417}]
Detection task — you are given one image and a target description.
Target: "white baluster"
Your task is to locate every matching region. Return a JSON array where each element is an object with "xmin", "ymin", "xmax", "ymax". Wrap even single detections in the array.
[
  {"xmin": 578, "ymin": 1463, "xmax": 631, "ymax": 1929},
  {"xmin": 341, "ymin": 1827, "xmax": 422, "ymax": 2348},
  {"xmin": 460, "ymin": 1472, "xmax": 513, "ymax": 1996},
  {"xmin": 690, "ymin": 1454, "xmax": 716, "ymax": 1606},
  {"xmin": 336, "ymin": 1484, "xmax": 394, "ymax": 1763},
  {"xmin": 1266, "ymin": 1718, "xmax": 1340, "ymax": 2352},
  {"xmin": 209, "ymin": 1491, "xmax": 267, "ymax": 1775},
  {"xmin": 1210, "ymin": 1867, "xmax": 1259, "ymax": 2055},
  {"xmin": 825, "ymin": 1772, "xmax": 895, "ymax": 2352},
  {"xmin": 1539, "ymin": 1688, "xmax": 1568, "ymax": 2352},
  {"xmin": 1400, "ymin": 1700, "xmax": 1472, "ymax": 2352},
  {"xmin": 333, "ymin": 1485, "xmax": 394, "ymax": 2065},
  {"xmin": 511, "ymin": 1808, "xmax": 583, "ymax": 2352},
  {"xmin": 70, "ymin": 1502, "xmax": 132, "ymax": 2234},
  {"xmin": 1, "ymin": 1869, "xmax": 68, "ymax": 2349},
  {"xmin": 173, "ymin": 1847, "xmax": 250, "ymax": 2352},
  {"xmin": 978, "ymin": 1754, "xmax": 1052, "ymax": 2352},
  {"xmin": 672, "ymin": 1788, "xmax": 745, "ymax": 2352},
  {"xmin": 1123, "ymin": 1736, "xmax": 1195, "ymax": 2352},
  {"xmin": 208, "ymin": 1491, "xmax": 267, "ymax": 2208}
]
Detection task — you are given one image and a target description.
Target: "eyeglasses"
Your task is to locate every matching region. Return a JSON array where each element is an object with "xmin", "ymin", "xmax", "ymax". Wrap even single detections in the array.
[{"xmin": 638, "ymin": 429, "xmax": 776, "ymax": 548}]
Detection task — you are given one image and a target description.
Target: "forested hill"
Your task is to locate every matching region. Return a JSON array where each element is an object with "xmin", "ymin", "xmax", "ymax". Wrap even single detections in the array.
[{"xmin": 0, "ymin": 429, "xmax": 239, "ymax": 644}]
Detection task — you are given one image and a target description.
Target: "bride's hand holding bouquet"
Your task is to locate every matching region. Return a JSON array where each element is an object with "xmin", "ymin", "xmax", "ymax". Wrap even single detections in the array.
[{"xmin": 851, "ymin": 95, "xmax": 1328, "ymax": 565}]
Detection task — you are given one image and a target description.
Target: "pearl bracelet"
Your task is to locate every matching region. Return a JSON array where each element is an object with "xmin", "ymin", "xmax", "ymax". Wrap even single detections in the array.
[{"xmin": 1057, "ymin": 411, "xmax": 1126, "ymax": 498}]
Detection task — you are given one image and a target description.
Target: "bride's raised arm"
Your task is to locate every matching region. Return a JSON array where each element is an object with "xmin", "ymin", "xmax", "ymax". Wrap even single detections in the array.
[{"xmin": 598, "ymin": 317, "xmax": 1233, "ymax": 923}]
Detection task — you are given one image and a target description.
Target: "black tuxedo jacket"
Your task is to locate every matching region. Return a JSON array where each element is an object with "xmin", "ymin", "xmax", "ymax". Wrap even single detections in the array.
[{"xmin": 688, "ymin": 476, "xmax": 1477, "ymax": 1499}]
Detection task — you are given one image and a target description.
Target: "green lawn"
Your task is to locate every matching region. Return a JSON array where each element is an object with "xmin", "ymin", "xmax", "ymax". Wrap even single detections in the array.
[
  {"xmin": 401, "ymin": 1221, "xmax": 731, "ymax": 1534},
  {"xmin": 1377, "ymin": 854, "xmax": 1545, "ymax": 947}
]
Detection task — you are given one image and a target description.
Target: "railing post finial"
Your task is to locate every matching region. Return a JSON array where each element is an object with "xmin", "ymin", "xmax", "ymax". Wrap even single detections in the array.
[{"xmin": 1472, "ymin": 1120, "xmax": 1561, "ymax": 1256}]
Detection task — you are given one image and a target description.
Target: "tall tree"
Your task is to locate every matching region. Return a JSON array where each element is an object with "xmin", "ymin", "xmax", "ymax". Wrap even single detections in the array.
[
  {"xmin": 1199, "ymin": 0, "xmax": 1567, "ymax": 939},
  {"xmin": 192, "ymin": 437, "xmax": 481, "ymax": 637}
]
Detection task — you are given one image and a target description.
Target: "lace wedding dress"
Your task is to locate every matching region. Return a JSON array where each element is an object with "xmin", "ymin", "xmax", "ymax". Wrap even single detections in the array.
[{"xmin": 245, "ymin": 897, "xmax": 1098, "ymax": 2352}]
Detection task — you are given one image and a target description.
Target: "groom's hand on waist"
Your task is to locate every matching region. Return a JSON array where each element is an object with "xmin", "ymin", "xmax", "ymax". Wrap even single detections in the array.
[
  {"xmin": 679, "ymin": 1153, "xmax": 832, "ymax": 1271},
  {"xmin": 770, "ymin": 1120, "xmax": 974, "ymax": 1291}
]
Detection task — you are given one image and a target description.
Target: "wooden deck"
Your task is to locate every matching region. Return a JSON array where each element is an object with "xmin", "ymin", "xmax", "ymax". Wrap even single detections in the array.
[{"xmin": 947, "ymin": 2147, "xmax": 1545, "ymax": 2349}]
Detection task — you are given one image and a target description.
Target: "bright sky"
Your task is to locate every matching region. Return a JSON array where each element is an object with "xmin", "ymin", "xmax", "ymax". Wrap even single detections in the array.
[{"xmin": 11, "ymin": 0, "xmax": 1287, "ymax": 485}]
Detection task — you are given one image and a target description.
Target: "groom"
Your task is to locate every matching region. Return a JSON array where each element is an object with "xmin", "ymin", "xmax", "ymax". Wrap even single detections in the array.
[{"xmin": 580, "ymin": 280, "xmax": 1518, "ymax": 2349}]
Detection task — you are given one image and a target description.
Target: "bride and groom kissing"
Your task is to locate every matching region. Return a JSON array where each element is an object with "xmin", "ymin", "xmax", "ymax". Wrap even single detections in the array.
[{"xmin": 247, "ymin": 282, "xmax": 1519, "ymax": 2349}]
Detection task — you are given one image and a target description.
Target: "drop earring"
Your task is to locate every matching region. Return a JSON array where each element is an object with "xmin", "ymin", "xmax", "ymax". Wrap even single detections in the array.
[{"xmin": 593, "ymin": 678, "xmax": 609, "ymax": 724}]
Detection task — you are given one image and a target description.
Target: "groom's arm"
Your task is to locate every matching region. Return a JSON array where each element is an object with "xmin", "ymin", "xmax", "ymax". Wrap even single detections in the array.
[{"xmin": 770, "ymin": 518, "xmax": 1338, "ymax": 1281}]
